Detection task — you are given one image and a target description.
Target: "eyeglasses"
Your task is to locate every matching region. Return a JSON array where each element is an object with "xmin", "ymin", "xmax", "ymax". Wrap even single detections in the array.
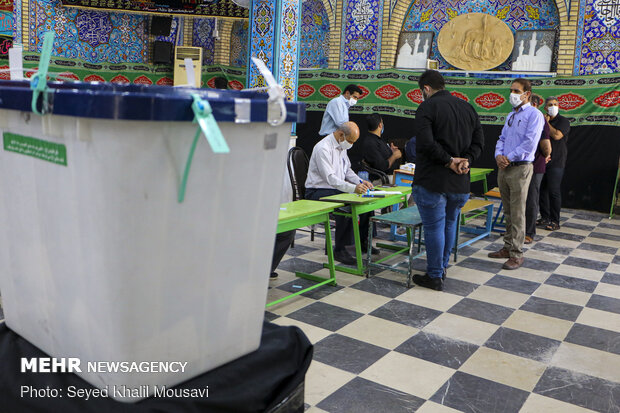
[{"xmin": 507, "ymin": 113, "xmax": 515, "ymax": 127}]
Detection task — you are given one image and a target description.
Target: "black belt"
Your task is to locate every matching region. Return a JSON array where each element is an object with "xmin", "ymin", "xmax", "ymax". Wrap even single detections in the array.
[{"xmin": 509, "ymin": 161, "xmax": 532, "ymax": 166}]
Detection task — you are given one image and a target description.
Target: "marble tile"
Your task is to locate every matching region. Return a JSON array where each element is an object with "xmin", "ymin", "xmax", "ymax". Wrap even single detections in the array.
[
  {"xmin": 601, "ymin": 272, "xmax": 620, "ymax": 286},
  {"xmin": 569, "ymin": 248, "xmax": 616, "ymax": 263},
  {"xmin": 615, "ymin": 255, "xmax": 620, "ymax": 264},
  {"xmin": 537, "ymin": 367, "xmax": 620, "ymax": 412},
  {"xmin": 594, "ymin": 282, "xmax": 620, "ymax": 300},
  {"xmin": 571, "ymin": 213, "xmax": 604, "ymax": 222},
  {"xmin": 582, "ymin": 236, "xmax": 620, "ymax": 248},
  {"xmin": 441, "ymin": 278, "xmax": 479, "ymax": 297},
  {"xmin": 520, "ymin": 257, "xmax": 561, "ymax": 272},
  {"xmin": 598, "ymin": 221, "xmax": 620, "ymax": 231},
  {"xmin": 336, "ymin": 315, "xmax": 418, "ymax": 350},
  {"xmin": 587, "ymin": 294, "xmax": 620, "ymax": 315},
  {"xmin": 305, "ymin": 407, "xmax": 330, "ymax": 413},
  {"xmin": 589, "ymin": 231, "xmax": 620, "ymax": 242},
  {"xmin": 277, "ymin": 278, "xmax": 344, "ymax": 300},
  {"xmin": 397, "ymin": 287, "xmax": 463, "ymax": 312},
  {"xmin": 264, "ymin": 311, "xmax": 279, "ymax": 322},
  {"xmin": 554, "ymin": 264, "xmax": 604, "ymax": 282},
  {"xmin": 594, "ymin": 226, "xmax": 620, "ymax": 236},
  {"xmin": 502, "ymin": 310, "xmax": 573, "ymax": 341},
  {"xmin": 423, "ymin": 313, "xmax": 499, "ymax": 345},
  {"xmin": 563, "ymin": 256, "xmax": 610, "ymax": 272},
  {"xmin": 532, "ymin": 242, "xmax": 573, "ymax": 256},
  {"xmin": 287, "ymin": 302, "xmax": 363, "ymax": 332},
  {"xmin": 544, "ymin": 273, "xmax": 598, "ymax": 293},
  {"xmin": 466, "ymin": 285, "xmax": 530, "ymax": 309},
  {"xmin": 429, "ymin": 371, "xmax": 529, "ymax": 413},
  {"xmin": 320, "ymin": 287, "xmax": 391, "ymax": 314},
  {"xmin": 485, "ymin": 274, "xmax": 540, "ymax": 295},
  {"xmin": 350, "ymin": 276, "xmax": 409, "ymax": 298},
  {"xmin": 498, "ymin": 267, "xmax": 551, "ymax": 283},
  {"xmin": 564, "ymin": 323, "xmax": 620, "ymax": 356},
  {"xmin": 546, "ymin": 231, "xmax": 586, "ymax": 242},
  {"xmin": 539, "ymin": 236, "xmax": 581, "ymax": 249},
  {"xmin": 484, "ymin": 326, "xmax": 561, "ymax": 363},
  {"xmin": 534, "ymin": 284, "xmax": 593, "ymax": 307},
  {"xmin": 459, "ymin": 346, "xmax": 547, "ymax": 391},
  {"xmin": 608, "ymin": 263, "xmax": 620, "ymax": 274},
  {"xmin": 395, "ymin": 331, "xmax": 479, "ymax": 369},
  {"xmin": 577, "ymin": 242, "xmax": 618, "ymax": 255},
  {"xmin": 457, "ymin": 257, "xmax": 504, "ymax": 274},
  {"xmin": 267, "ymin": 293, "xmax": 315, "ymax": 317},
  {"xmin": 332, "ymin": 271, "xmax": 372, "ymax": 287},
  {"xmin": 446, "ymin": 267, "xmax": 495, "ymax": 285},
  {"xmin": 285, "ymin": 243, "xmax": 318, "ymax": 257},
  {"xmin": 272, "ymin": 317, "xmax": 332, "ymax": 344},
  {"xmin": 416, "ymin": 401, "xmax": 463, "ymax": 413},
  {"xmin": 317, "ymin": 377, "xmax": 425, "ymax": 413},
  {"xmin": 521, "ymin": 296, "xmax": 583, "ymax": 321},
  {"xmin": 561, "ymin": 222, "xmax": 596, "ymax": 231},
  {"xmin": 520, "ymin": 393, "xmax": 598, "ymax": 413},
  {"xmin": 447, "ymin": 298, "xmax": 514, "ymax": 325},
  {"xmin": 551, "ymin": 342, "xmax": 620, "ymax": 384},
  {"xmin": 576, "ymin": 307, "xmax": 620, "ymax": 333},
  {"xmin": 304, "ymin": 361, "xmax": 355, "ymax": 406},
  {"xmin": 359, "ymin": 351, "xmax": 454, "ymax": 399},
  {"xmin": 370, "ymin": 300, "xmax": 442, "ymax": 329},
  {"xmin": 524, "ymin": 248, "xmax": 567, "ymax": 264},
  {"xmin": 312, "ymin": 334, "xmax": 390, "ymax": 375},
  {"xmin": 555, "ymin": 226, "xmax": 591, "ymax": 237},
  {"xmin": 278, "ymin": 257, "xmax": 326, "ymax": 274}
]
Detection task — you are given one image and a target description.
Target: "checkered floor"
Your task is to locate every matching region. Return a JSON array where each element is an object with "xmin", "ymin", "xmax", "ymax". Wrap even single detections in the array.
[{"xmin": 266, "ymin": 202, "xmax": 620, "ymax": 413}]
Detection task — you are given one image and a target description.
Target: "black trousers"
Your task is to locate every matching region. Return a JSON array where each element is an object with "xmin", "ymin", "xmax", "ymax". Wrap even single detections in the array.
[
  {"xmin": 271, "ymin": 230, "xmax": 296, "ymax": 273},
  {"xmin": 525, "ymin": 173, "xmax": 544, "ymax": 237},
  {"xmin": 540, "ymin": 167, "xmax": 564, "ymax": 224},
  {"xmin": 305, "ymin": 188, "xmax": 371, "ymax": 252}
]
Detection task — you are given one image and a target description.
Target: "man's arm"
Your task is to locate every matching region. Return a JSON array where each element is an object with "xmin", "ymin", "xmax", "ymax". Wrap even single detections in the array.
[
  {"xmin": 315, "ymin": 147, "xmax": 357, "ymax": 193},
  {"xmin": 546, "ymin": 116, "xmax": 570, "ymax": 141},
  {"xmin": 416, "ymin": 103, "xmax": 452, "ymax": 165},
  {"xmin": 506, "ymin": 111, "xmax": 545, "ymax": 161},
  {"xmin": 463, "ymin": 111, "xmax": 484, "ymax": 164},
  {"xmin": 539, "ymin": 138, "xmax": 551, "ymax": 157}
]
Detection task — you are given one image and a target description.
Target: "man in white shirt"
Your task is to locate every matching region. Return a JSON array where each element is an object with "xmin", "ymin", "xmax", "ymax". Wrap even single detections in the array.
[
  {"xmin": 319, "ymin": 84, "xmax": 363, "ymax": 137},
  {"xmin": 305, "ymin": 122, "xmax": 375, "ymax": 265}
]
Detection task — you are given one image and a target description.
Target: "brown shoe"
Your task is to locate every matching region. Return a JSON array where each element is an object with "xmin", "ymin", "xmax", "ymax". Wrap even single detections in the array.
[
  {"xmin": 488, "ymin": 248, "xmax": 510, "ymax": 259},
  {"xmin": 524, "ymin": 236, "xmax": 533, "ymax": 244},
  {"xmin": 503, "ymin": 257, "xmax": 524, "ymax": 270}
]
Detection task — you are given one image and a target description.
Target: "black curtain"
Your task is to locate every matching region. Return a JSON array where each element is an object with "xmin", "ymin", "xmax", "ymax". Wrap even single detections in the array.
[{"xmin": 296, "ymin": 112, "xmax": 620, "ymax": 213}]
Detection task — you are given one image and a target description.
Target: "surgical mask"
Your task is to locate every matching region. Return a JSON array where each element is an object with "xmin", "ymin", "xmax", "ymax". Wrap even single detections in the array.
[
  {"xmin": 547, "ymin": 106, "xmax": 559, "ymax": 117},
  {"xmin": 509, "ymin": 93, "xmax": 523, "ymax": 108},
  {"xmin": 349, "ymin": 97, "xmax": 357, "ymax": 106},
  {"xmin": 339, "ymin": 139, "xmax": 353, "ymax": 150}
]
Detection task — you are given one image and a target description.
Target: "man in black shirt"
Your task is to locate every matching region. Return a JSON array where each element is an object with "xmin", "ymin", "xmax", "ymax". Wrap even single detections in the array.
[
  {"xmin": 348, "ymin": 113, "xmax": 402, "ymax": 181},
  {"xmin": 539, "ymin": 96, "xmax": 570, "ymax": 231},
  {"xmin": 411, "ymin": 70, "xmax": 484, "ymax": 291}
]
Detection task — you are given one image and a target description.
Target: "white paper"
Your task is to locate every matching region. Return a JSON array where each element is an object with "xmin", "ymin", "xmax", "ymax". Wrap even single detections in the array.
[
  {"xmin": 184, "ymin": 58, "xmax": 196, "ymax": 88},
  {"xmin": 9, "ymin": 45, "xmax": 24, "ymax": 81}
]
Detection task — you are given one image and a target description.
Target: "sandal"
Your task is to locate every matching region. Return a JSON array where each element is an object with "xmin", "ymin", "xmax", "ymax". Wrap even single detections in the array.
[
  {"xmin": 545, "ymin": 222, "xmax": 560, "ymax": 231},
  {"xmin": 536, "ymin": 218, "xmax": 549, "ymax": 227}
]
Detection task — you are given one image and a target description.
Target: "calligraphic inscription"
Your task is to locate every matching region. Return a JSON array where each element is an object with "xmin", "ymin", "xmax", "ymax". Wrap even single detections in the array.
[
  {"xmin": 437, "ymin": 13, "xmax": 514, "ymax": 71},
  {"xmin": 594, "ymin": 0, "xmax": 620, "ymax": 28}
]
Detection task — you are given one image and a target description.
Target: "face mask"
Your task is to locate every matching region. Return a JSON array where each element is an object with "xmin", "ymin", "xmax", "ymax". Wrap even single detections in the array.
[
  {"xmin": 547, "ymin": 106, "xmax": 559, "ymax": 117},
  {"xmin": 339, "ymin": 139, "xmax": 353, "ymax": 150},
  {"xmin": 509, "ymin": 93, "xmax": 523, "ymax": 108},
  {"xmin": 349, "ymin": 97, "xmax": 357, "ymax": 106}
]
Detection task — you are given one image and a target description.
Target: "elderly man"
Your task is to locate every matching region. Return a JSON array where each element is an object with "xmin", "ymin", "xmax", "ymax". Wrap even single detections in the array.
[
  {"xmin": 305, "ymin": 122, "xmax": 374, "ymax": 265},
  {"xmin": 489, "ymin": 78, "xmax": 544, "ymax": 270},
  {"xmin": 319, "ymin": 84, "xmax": 363, "ymax": 137}
]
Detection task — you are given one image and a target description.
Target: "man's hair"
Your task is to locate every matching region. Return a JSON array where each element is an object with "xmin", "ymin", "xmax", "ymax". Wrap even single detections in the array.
[
  {"xmin": 366, "ymin": 113, "xmax": 382, "ymax": 131},
  {"xmin": 531, "ymin": 94, "xmax": 543, "ymax": 106},
  {"xmin": 344, "ymin": 84, "xmax": 363, "ymax": 95},
  {"xmin": 545, "ymin": 96, "xmax": 558, "ymax": 105},
  {"xmin": 512, "ymin": 78, "xmax": 532, "ymax": 93},
  {"xmin": 213, "ymin": 77, "xmax": 228, "ymax": 89},
  {"xmin": 418, "ymin": 70, "xmax": 445, "ymax": 91},
  {"xmin": 337, "ymin": 122, "xmax": 354, "ymax": 138}
]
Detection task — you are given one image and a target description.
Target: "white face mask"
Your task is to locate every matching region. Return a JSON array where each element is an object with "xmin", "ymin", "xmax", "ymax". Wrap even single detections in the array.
[
  {"xmin": 339, "ymin": 139, "xmax": 353, "ymax": 150},
  {"xmin": 349, "ymin": 97, "xmax": 357, "ymax": 106},
  {"xmin": 547, "ymin": 106, "xmax": 559, "ymax": 117},
  {"xmin": 509, "ymin": 93, "xmax": 524, "ymax": 108}
]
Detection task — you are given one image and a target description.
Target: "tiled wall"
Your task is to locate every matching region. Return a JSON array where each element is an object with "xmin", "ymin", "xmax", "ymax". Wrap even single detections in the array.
[{"xmin": 574, "ymin": 0, "xmax": 620, "ymax": 75}]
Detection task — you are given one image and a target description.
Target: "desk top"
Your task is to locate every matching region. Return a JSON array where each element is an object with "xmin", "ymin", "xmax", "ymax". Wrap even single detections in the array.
[
  {"xmin": 319, "ymin": 186, "xmax": 411, "ymax": 205},
  {"xmin": 396, "ymin": 168, "xmax": 493, "ymax": 179},
  {"xmin": 279, "ymin": 200, "xmax": 344, "ymax": 222}
]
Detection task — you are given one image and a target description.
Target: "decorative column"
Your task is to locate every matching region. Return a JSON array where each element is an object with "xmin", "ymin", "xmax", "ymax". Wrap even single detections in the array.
[{"xmin": 247, "ymin": 0, "xmax": 302, "ymax": 102}]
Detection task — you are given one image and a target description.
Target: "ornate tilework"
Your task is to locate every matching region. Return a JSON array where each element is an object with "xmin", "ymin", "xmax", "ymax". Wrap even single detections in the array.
[
  {"xmin": 0, "ymin": 0, "xmax": 12, "ymax": 38},
  {"xmin": 229, "ymin": 20, "xmax": 248, "ymax": 67},
  {"xmin": 574, "ymin": 0, "xmax": 620, "ymax": 75},
  {"xmin": 402, "ymin": 0, "xmax": 560, "ymax": 71},
  {"xmin": 155, "ymin": 17, "xmax": 179, "ymax": 44},
  {"xmin": 248, "ymin": 0, "xmax": 276, "ymax": 88},
  {"xmin": 192, "ymin": 18, "xmax": 215, "ymax": 65},
  {"xmin": 300, "ymin": 0, "xmax": 329, "ymax": 68},
  {"xmin": 277, "ymin": 0, "xmax": 301, "ymax": 100},
  {"xmin": 29, "ymin": 0, "xmax": 148, "ymax": 63},
  {"xmin": 12, "ymin": 0, "xmax": 20, "ymax": 43},
  {"xmin": 341, "ymin": 0, "xmax": 383, "ymax": 70}
]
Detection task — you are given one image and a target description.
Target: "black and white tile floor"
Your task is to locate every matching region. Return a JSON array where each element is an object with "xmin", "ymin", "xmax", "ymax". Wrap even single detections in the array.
[{"xmin": 267, "ymin": 204, "xmax": 620, "ymax": 413}]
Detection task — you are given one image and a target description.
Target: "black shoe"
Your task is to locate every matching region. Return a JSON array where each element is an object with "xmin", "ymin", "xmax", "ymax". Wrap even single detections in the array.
[
  {"xmin": 363, "ymin": 246, "xmax": 381, "ymax": 255},
  {"xmin": 334, "ymin": 250, "xmax": 356, "ymax": 265},
  {"xmin": 413, "ymin": 273, "xmax": 443, "ymax": 291},
  {"xmin": 270, "ymin": 272, "xmax": 278, "ymax": 279}
]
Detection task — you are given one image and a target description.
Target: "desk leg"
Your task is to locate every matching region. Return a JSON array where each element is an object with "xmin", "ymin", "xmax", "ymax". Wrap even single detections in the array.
[
  {"xmin": 351, "ymin": 205, "xmax": 364, "ymax": 275},
  {"xmin": 483, "ymin": 177, "xmax": 489, "ymax": 200}
]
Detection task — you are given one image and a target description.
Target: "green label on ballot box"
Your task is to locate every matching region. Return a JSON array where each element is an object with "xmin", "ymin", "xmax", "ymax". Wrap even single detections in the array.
[{"xmin": 3, "ymin": 132, "xmax": 67, "ymax": 166}]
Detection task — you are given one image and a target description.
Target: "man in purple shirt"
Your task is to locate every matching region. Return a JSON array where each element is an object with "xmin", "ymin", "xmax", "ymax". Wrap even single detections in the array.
[{"xmin": 488, "ymin": 79, "xmax": 544, "ymax": 270}]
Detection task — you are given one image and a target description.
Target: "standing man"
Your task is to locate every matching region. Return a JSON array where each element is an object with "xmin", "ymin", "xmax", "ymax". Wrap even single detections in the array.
[
  {"xmin": 538, "ymin": 96, "xmax": 570, "ymax": 231},
  {"xmin": 525, "ymin": 94, "xmax": 551, "ymax": 244},
  {"xmin": 489, "ymin": 78, "xmax": 544, "ymax": 269},
  {"xmin": 305, "ymin": 122, "xmax": 375, "ymax": 265},
  {"xmin": 319, "ymin": 84, "xmax": 363, "ymax": 137},
  {"xmin": 412, "ymin": 70, "xmax": 484, "ymax": 291}
]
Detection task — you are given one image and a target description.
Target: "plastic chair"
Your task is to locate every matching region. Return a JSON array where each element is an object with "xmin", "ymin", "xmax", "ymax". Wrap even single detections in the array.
[{"xmin": 359, "ymin": 160, "xmax": 390, "ymax": 186}]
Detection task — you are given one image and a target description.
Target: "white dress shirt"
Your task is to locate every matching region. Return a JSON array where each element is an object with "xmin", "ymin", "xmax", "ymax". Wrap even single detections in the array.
[{"xmin": 305, "ymin": 134, "xmax": 361, "ymax": 193}]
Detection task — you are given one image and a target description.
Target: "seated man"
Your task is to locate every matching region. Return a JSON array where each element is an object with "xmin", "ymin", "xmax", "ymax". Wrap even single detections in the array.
[
  {"xmin": 348, "ymin": 113, "xmax": 402, "ymax": 182},
  {"xmin": 305, "ymin": 122, "xmax": 376, "ymax": 265}
]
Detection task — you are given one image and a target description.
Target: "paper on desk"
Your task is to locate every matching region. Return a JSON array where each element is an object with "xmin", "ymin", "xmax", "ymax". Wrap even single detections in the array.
[{"xmin": 369, "ymin": 190, "xmax": 402, "ymax": 195}]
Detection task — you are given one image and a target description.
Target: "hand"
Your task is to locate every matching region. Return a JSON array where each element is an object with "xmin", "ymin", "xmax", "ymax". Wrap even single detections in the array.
[
  {"xmin": 355, "ymin": 183, "xmax": 371, "ymax": 194},
  {"xmin": 495, "ymin": 155, "xmax": 510, "ymax": 169},
  {"xmin": 544, "ymin": 114, "xmax": 550, "ymax": 122},
  {"xmin": 363, "ymin": 180, "xmax": 374, "ymax": 190},
  {"xmin": 545, "ymin": 155, "xmax": 551, "ymax": 164},
  {"xmin": 457, "ymin": 158, "xmax": 470, "ymax": 174},
  {"xmin": 390, "ymin": 143, "xmax": 399, "ymax": 152},
  {"xmin": 448, "ymin": 157, "xmax": 469, "ymax": 175},
  {"xmin": 392, "ymin": 148, "xmax": 402, "ymax": 159}
]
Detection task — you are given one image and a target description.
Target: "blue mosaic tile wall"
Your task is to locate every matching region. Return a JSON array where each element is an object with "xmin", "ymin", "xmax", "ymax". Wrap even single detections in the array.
[
  {"xmin": 192, "ymin": 18, "xmax": 215, "ymax": 66},
  {"xmin": 341, "ymin": 0, "xmax": 383, "ymax": 70},
  {"xmin": 300, "ymin": 0, "xmax": 329, "ymax": 68},
  {"xmin": 29, "ymin": 0, "xmax": 148, "ymax": 63},
  {"xmin": 574, "ymin": 0, "xmax": 620, "ymax": 75},
  {"xmin": 402, "ymin": 0, "xmax": 561, "ymax": 70},
  {"xmin": 230, "ymin": 20, "xmax": 248, "ymax": 68},
  {"xmin": 155, "ymin": 17, "xmax": 179, "ymax": 45}
]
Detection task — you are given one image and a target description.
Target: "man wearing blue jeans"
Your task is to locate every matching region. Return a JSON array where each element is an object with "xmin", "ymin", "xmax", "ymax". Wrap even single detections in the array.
[{"xmin": 412, "ymin": 70, "xmax": 484, "ymax": 291}]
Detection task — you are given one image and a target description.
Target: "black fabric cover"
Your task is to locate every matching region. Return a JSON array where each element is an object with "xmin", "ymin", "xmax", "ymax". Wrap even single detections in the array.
[
  {"xmin": 297, "ymin": 111, "xmax": 620, "ymax": 212},
  {"xmin": 0, "ymin": 321, "xmax": 312, "ymax": 413}
]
